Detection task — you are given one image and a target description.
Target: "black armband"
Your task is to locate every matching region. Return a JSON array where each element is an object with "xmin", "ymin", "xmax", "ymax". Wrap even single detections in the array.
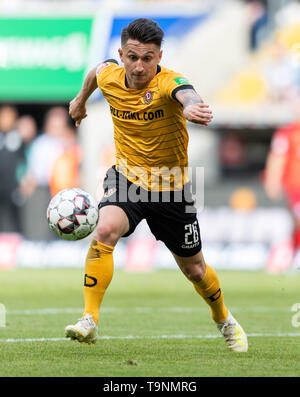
[{"xmin": 171, "ymin": 85, "xmax": 195, "ymax": 102}]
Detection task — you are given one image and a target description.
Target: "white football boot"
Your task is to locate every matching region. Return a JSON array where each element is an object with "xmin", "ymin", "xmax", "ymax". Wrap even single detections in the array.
[
  {"xmin": 65, "ymin": 314, "xmax": 98, "ymax": 345},
  {"xmin": 217, "ymin": 311, "xmax": 248, "ymax": 352}
]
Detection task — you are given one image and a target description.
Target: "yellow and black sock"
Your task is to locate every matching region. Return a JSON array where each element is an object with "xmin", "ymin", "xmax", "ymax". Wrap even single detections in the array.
[
  {"xmin": 193, "ymin": 264, "xmax": 228, "ymax": 323},
  {"xmin": 83, "ymin": 239, "xmax": 114, "ymax": 324}
]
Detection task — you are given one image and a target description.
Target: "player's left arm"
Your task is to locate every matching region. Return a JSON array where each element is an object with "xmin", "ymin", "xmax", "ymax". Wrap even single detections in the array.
[{"xmin": 175, "ymin": 88, "xmax": 213, "ymax": 126}]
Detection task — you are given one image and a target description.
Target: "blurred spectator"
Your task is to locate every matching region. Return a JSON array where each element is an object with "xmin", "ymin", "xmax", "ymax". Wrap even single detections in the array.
[
  {"xmin": 49, "ymin": 126, "xmax": 81, "ymax": 197},
  {"xmin": 263, "ymin": 108, "xmax": 300, "ymax": 270},
  {"xmin": 17, "ymin": 115, "xmax": 37, "ymax": 144},
  {"xmin": 246, "ymin": 0, "xmax": 268, "ymax": 50},
  {"xmin": 21, "ymin": 107, "xmax": 70, "ymax": 196},
  {"xmin": 219, "ymin": 132, "xmax": 247, "ymax": 176},
  {"xmin": 0, "ymin": 105, "xmax": 25, "ymax": 234},
  {"xmin": 262, "ymin": 40, "xmax": 300, "ymax": 103},
  {"xmin": 21, "ymin": 106, "xmax": 79, "ymax": 239},
  {"xmin": 16, "ymin": 115, "xmax": 37, "ymax": 187}
]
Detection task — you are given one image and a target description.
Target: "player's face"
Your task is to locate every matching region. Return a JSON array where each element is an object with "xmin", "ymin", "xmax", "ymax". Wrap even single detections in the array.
[{"xmin": 119, "ymin": 39, "xmax": 162, "ymax": 90}]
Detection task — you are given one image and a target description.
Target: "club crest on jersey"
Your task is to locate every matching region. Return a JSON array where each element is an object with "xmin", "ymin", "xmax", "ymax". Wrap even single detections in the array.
[{"xmin": 143, "ymin": 90, "xmax": 154, "ymax": 104}]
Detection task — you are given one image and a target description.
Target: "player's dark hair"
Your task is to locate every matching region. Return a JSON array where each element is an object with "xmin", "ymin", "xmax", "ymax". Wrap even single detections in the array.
[{"xmin": 121, "ymin": 18, "xmax": 164, "ymax": 48}]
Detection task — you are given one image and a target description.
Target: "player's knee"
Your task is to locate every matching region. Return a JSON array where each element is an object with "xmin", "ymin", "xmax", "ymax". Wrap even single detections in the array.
[
  {"xmin": 185, "ymin": 269, "xmax": 204, "ymax": 283},
  {"xmin": 94, "ymin": 222, "xmax": 121, "ymax": 246},
  {"xmin": 182, "ymin": 262, "xmax": 206, "ymax": 283}
]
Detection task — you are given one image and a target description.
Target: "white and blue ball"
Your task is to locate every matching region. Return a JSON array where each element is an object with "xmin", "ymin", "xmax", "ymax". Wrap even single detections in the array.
[{"xmin": 47, "ymin": 188, "xmax": 99, "ymax": 240}]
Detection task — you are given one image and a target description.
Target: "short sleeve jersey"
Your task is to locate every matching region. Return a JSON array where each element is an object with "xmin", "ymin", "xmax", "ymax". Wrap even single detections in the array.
[
  {"xmin": 96, "ymin": 60, "xmax": 193, "ymax": 191},
  {"xmin": 270, "ymin": 123, "xmax": 300, "ymax": 191}
]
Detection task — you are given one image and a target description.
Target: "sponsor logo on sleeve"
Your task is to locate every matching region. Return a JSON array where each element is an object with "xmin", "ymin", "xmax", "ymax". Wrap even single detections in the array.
[{"xmin": 174, "ymin": 77, "xmax": 190, "ymax": 85}]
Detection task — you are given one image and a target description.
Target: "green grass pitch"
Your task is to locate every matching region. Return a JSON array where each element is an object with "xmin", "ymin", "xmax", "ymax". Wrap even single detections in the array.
[{"xmin": 0, "ymin": 268, "xmax": 300, "ymax": 377}]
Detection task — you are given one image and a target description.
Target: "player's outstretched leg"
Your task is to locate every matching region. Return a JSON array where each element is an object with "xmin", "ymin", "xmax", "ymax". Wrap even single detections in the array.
[
  {"xmin": 65, "ymin": 239, "xmax": 114, "ymax": 345},
  {"xmin": 65, "ymin": 205, "xmax": 129, "ymax": 345},
  {"xmin": 174, "ymin": 251, "xmax": 248, "ymax": 352},
  {"xmin": 193, "ymin": 264, "xmax": 248, "ymax": 352}
]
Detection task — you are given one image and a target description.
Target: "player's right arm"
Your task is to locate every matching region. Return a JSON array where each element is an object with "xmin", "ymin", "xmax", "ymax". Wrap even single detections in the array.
[
  {"xmin": 69, "ymin": 60, "xmax": 118, "ymax": 127},
  {"xmin": 69, "ymin": 66, "xmax": 98, "ymax": 127}
]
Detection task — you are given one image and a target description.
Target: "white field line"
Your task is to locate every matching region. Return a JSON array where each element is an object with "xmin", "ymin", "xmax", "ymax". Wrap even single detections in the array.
[
  {"xmin": 6, "ymin": 306, "xmax": 291, "ymax": 315},
  {"xmin": 0, "ymin": 333, "xmax": 300, "ymax": 343}
]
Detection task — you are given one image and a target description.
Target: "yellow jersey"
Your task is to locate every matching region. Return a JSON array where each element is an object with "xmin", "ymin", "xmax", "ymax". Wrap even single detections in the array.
[{"xmin": 96, "ymin": 60, "xmax": 193, "ymax": 191}]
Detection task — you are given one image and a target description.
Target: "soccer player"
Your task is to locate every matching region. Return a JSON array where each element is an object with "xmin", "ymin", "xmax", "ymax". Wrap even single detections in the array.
[
  {"xmin": 65, "ymin": 18, "xmax": 248, "ymax": 352},
  {"xmin": 264, "ymin": 112, "xmax": 300, "ymax": 270}
]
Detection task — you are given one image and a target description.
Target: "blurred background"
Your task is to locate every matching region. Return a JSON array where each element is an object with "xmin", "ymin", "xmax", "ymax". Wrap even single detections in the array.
[{"xmin": 1, "ymin": 0, "xmax": 300, "ymax": 273}]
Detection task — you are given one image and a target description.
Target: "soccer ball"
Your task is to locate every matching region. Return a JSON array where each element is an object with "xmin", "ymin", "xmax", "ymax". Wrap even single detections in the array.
[{"xmin": 47, "ymin": 188, "xmax": 99, "ymax": 241}]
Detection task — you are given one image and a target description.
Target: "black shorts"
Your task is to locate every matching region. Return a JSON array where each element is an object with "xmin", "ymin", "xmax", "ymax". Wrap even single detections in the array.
[{"xmin": 99, "ymin": 166, "xmax": 202, "ymax": 257}]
